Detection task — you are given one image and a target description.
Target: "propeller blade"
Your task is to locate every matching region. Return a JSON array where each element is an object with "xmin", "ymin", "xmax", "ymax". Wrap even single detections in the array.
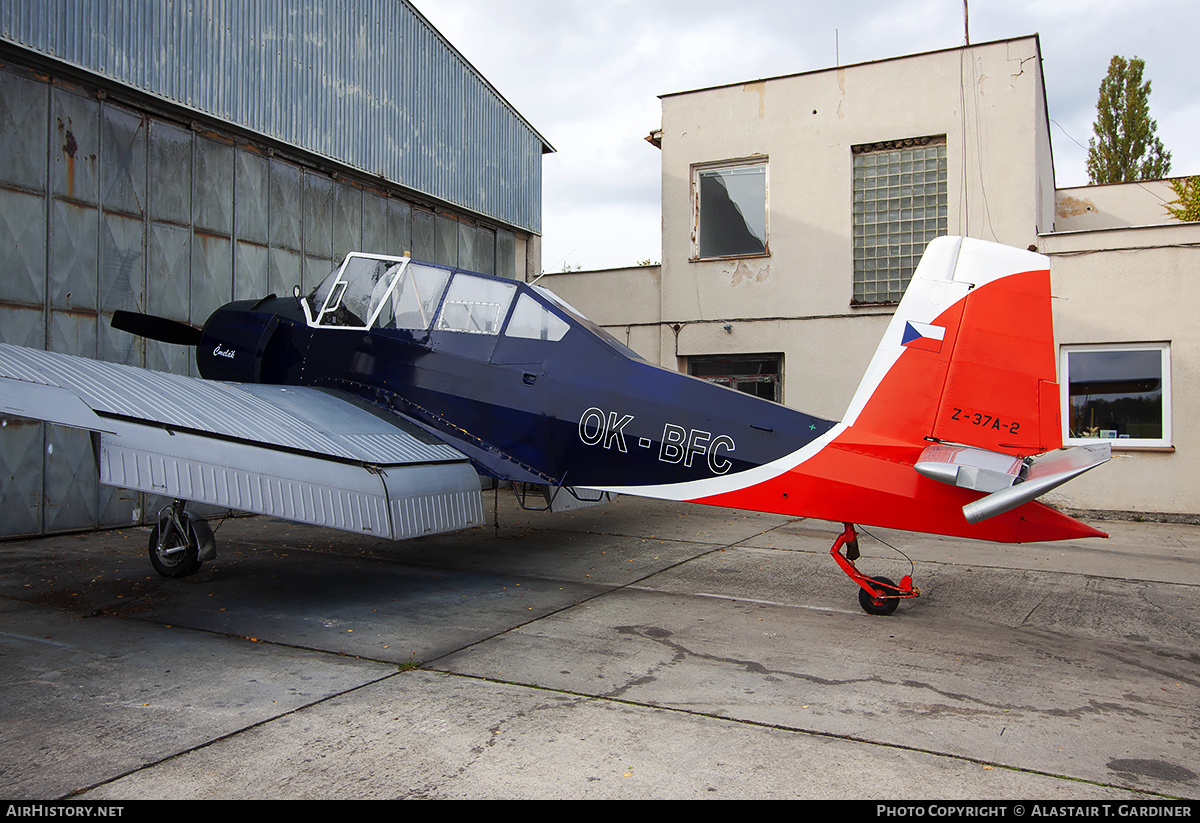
[{"xmin": 111, "ymin": 310, "xmax": 203, "ymax": 346}]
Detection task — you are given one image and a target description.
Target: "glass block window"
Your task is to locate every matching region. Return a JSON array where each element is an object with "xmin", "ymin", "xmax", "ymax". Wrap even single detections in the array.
[
  {"xmin": 852, "ymin": 137, "xmax": 948, "ymax": 303},
  {"xmin": 1062, "ymin": 343, "xmax": 1171, "ymax": 447}
]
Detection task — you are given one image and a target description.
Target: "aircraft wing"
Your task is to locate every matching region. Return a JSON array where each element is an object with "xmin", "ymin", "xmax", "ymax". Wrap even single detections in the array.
[{"xmin": 0, "ymin": 343, "xmax": 484, "ymax": 540}]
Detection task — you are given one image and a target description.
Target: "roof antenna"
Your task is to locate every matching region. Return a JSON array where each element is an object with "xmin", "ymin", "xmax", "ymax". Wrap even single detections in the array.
[
  {"xmin": 835, "ymin": 28, "xmax": 839, "ymax": 66},
  {"xmin": 963, "ymin": 0, "xmax": 970, "ymax": 45}
]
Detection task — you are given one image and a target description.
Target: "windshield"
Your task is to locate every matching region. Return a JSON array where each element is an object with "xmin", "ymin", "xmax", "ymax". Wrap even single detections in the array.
[
  {"xmin": 311, "ymin": 255, "xmax": 401, "ymax": 327},
  {"xmin": 309, "ymin": 254, "xmax": 452, "ymax": 330}
]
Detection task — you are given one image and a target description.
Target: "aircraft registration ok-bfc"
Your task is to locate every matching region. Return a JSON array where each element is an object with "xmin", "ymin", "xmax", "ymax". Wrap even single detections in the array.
[{"xmin": 0, "ymin": 236, "xmax": 1109, "ymax": 615}]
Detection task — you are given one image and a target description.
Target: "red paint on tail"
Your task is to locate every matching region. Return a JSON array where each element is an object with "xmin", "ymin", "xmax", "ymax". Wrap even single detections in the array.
[{"xmin": 693, "ymin": 239, "xmax": 1106, "ymax": 543}]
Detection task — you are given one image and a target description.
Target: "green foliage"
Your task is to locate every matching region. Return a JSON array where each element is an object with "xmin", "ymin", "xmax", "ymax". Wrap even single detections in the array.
[
  {"xmin": 1164, "ymin": 176, "xmax": 1200, "ymax": 222},
  {"xmin": 1086, "ymin": 56, "xmax": 1172, "ymax": 184}
]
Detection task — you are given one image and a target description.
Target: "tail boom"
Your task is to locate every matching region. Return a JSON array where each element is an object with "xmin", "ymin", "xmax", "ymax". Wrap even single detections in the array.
[{"xmin": 690, "ymin": 429, "xmax": 1107, "ymax": 542}]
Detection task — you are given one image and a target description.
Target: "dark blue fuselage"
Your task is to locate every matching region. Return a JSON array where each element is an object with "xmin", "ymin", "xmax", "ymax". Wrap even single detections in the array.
[{"xmin": 196, "ymin": 266, "xmax": 835, "ymax": 492}]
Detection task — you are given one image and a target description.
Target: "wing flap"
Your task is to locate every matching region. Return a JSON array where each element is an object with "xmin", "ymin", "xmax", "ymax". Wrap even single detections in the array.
[{"xmin": 99, "ymin": 425, "xmax": 483, "ymax": 539}]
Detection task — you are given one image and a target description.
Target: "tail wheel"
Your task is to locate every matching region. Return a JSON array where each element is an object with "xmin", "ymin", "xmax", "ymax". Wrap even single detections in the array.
[
  {"xmin": 858, "ymin": 576, "xmax": 899, "ymax": 616},
  {"xmin": 148, "ymin": 521, "xmax": 202, "ymax": 578}
]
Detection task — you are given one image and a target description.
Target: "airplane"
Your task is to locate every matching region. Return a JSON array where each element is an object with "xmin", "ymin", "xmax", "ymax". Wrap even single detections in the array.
[{"xmin": 0, "ymin": 235, "xmax": 1110, "ymax": 615}]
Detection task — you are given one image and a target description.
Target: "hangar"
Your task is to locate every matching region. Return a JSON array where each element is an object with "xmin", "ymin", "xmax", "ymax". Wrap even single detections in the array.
[{"xmin": 0, "ymin": 0, "xmax": 551, "ymax": 538}]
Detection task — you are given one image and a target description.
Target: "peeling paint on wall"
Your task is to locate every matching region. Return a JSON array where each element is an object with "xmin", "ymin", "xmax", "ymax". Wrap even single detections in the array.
[
  {"xmin": 744, "ymin": 81, "xmax": 766, "ymax": 119},
  {"xmin": 837, "ymin": 68, "xmax": 846, "ymax": 119},
  {"xmin": 1057, "ymin": 195, "xmax": 1096, "ymax": 218},
  {"xmin": 725, "ymin": 259, "xmax": 769, "ymax": 286}
]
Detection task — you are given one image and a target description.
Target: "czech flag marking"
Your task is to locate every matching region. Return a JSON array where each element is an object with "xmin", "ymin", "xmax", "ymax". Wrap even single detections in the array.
[{"xmin": 901, "ymin": 321, "xmax": 946, "ymax": 353}]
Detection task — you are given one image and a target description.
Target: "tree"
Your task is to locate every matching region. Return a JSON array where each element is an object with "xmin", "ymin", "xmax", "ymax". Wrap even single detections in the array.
[
  {"xmin": 1086, "ymin": 56, "xmax": 1171, "ymax": 184},
  {"xmin": 1164, "ymin": 176, "xmax": 1200, "ymax": 222}
]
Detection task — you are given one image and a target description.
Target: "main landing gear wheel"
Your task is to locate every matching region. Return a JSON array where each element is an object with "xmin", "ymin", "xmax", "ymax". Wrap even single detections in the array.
[
  {"xmin": 858, "ymin": 576, "xmax": 899, "ymax": 616},
  {"xmin": 147, "ymin": 500, "xmax": 216, "ymax": 579},
  {"xmin": 148, "ymin": 520, "xmax": 202, "ymax": 578}
]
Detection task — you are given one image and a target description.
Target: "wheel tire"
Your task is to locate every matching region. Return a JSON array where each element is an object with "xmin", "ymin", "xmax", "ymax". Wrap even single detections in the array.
[
  {"xmin": 148, "ymin": 521, "xmax": 202, "ymax": 578},
  {"xmin": 858, "ymin": 576, "xmax": 899, "ymax": 616}
]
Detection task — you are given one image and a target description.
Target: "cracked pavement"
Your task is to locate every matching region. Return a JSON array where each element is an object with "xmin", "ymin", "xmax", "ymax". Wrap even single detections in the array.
[{"xmin": 2, "ymin": 493, "xmax": 1198, "ymax": 799}]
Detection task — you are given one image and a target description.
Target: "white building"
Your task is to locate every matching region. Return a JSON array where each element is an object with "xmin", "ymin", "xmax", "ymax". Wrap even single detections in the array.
[{"xmin": 541, "ymin": 36, "xmax": 1200, "ymax": 517}]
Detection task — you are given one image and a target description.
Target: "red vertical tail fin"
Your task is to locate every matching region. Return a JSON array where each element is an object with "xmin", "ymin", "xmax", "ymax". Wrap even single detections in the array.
[
  {"xmin": 694, "ymin": 237, "xmax": 1108, "ymax": 542},
  {"xmin": 844, "ymin": 237, "xmax": 1061, "ymax": 456}
]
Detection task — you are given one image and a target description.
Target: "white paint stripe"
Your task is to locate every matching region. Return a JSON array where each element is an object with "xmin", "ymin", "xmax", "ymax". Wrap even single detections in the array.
[
  {"xmin": 593, "ymin": 238, "xmax": 1050, "ymax": 503},
  {"xmin": 590, "ymin": 423, "xmax": 848, "ymax": 499}
]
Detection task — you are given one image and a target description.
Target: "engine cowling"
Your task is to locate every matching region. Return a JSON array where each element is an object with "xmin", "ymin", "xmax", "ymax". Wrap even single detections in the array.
[{"xmin": 196, "ymin": 301, "xmax": 281, "ymax": 383}]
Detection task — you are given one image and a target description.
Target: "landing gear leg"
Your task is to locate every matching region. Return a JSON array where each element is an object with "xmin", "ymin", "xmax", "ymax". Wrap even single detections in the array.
[
  {"xmin": 148, "ymin": 500, "xmax": 216, "ymax": 578},
  {"xmin": 829, "ymin": 523, "xmax": 918, "ymax": 616}
]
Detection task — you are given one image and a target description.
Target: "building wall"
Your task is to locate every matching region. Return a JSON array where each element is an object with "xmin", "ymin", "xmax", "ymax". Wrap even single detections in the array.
[
  {"xmin": 536, "ymin": 266, "xmax": 663, "ymax": 363},
  {"xmin": 1041, "ymin": 224, "xmax": 1200, "ymax": 514},
  {"xmin": 1055, "ymin": 181, "xmax": 1179, "ymax": 232},
  {"xmin": 654, "ymin": 37, "xmax": 1050, "ymax": 415}
]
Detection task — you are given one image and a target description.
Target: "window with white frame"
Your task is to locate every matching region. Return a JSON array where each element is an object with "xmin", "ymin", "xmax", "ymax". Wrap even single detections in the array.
[
  {"xmin": 692, "ymin": 160, "xmax": 768, "ymax": 260},
  {"xmin": 852, "ymin": 137, "xmax": 947, "ymax": 304},
  {"xmin": 1061, "ymin": 343, "xmax": 1171, "ymax": 447}
]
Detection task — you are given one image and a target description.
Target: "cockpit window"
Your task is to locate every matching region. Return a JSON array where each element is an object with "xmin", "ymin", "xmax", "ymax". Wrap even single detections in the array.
[
  {"xmin": 312, "ymin": 255, "xmax": 403, "ymax": 328},
  {"xmin": 504, "ymin": 293, "xmax": 570, "ymax": 342},
  {"xmin": 309, "ymin": 254, "xmax": 453, "ymax": 331},
  {"xmin": 378, "ymin": 263, "xmax": 450, "ymax": 331},
  {"xmin": 531, "ymin": 284, "xmax": 644, "ymax": 360},
  {"xmin": 435, "ymin": 274, "xmax": 517, "ymax": 335}
]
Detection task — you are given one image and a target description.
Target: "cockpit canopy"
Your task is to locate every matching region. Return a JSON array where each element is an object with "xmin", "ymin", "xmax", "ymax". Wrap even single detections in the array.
[{"xmin": 307, "ymin": 253, "xmax": 570, "ymax": 342}]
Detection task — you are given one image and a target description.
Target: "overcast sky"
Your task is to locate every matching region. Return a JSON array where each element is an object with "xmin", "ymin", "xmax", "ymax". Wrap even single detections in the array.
[{"xmin": 412, "ymin": 0, "xmax": 1199, "ymax": 272}]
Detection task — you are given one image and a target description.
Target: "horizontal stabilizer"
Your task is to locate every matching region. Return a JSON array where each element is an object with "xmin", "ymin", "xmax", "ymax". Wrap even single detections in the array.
[
  {"xmin": 914, "ymin": 443, "xmax": 1025, "ymax": 493},
  {"xmin": 961, "ymin": 443, "xmax": 1111, "ymax": 524}
]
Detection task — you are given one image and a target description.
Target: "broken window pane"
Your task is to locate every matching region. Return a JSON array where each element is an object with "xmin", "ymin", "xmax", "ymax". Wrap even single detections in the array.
[
  {"xmin": 696, "ymin": 164, "xmax": 767, "ymax": 258},
  {"xmin": 688, "ymin": 353, "xmax": 782, "ymax": 403}
]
